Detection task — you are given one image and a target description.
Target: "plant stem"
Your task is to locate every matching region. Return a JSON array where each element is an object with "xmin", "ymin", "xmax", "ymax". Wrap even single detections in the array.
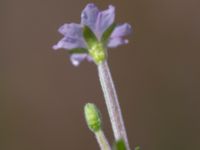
[
  {"xmin": 97, "ymin": 61, "xmax": 131, "ymax": 150},
  {"xmin": 95, "ymin": 130, "xmax": 111, "ymax": 150}
]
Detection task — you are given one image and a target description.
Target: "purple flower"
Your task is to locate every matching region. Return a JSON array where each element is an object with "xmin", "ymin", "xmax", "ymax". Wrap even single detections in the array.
[{"xmin": 53, "ymin": 3, "xmax": 132, "ymax": 66}]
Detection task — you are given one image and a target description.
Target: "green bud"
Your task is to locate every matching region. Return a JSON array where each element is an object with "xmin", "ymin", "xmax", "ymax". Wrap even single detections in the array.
[{"xmin": 84, "ymin": 103, "xmax": 102, "ymax": 132}]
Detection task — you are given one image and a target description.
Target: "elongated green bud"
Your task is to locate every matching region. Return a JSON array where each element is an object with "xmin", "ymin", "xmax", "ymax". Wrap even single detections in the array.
[{"xmin": 84, "ymin": 103, "xmax": 102, "ymax": 132}]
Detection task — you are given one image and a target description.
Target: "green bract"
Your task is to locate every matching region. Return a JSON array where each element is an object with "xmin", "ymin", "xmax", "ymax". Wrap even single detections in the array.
[
  {"xmin": 114, "ymin": 139, "xmax": 127, "ymax": 150},
  {"xmin": 83, "ymin": 26, "xmax": 98, "ymax": 49},
  {"xmin": 101, "ymin": 23, "xmax": 116, "ymax": 45},
  {"xmin": 69, "ymin": 48, "xmax": 88, "ymax": 54},
  {"xmin": 114, "ymin": 139, "xmax": 126, "ymax": 150},
  {"xmin": 83, "ymin": 24, "xmax": 116, "ymax": 64}
]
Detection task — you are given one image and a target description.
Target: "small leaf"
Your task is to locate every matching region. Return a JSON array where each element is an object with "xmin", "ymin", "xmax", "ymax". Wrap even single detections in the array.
[
  {"xmin": 113, "ymin": 139, "xmax": 126, "ymax": 150},
  {"xmin": 69, "ymin": 48, "xmax": 88, "ymax": 54},
  {"xmin": 83, "ymin": 26, "xmax": 98, "ymax": 49},
  {"xmin": 101, "ymin": 23, "xmax": 116, "ymax": 44},
  {"xmin": 135, "ymin": 145, "xmax": 141, "ymax": 150}
]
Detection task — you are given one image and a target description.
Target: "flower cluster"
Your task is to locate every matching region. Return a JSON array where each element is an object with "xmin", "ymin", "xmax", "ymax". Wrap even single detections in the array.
[{"xmin": 53, "ymin": 3, "xmax": 132, "ymax": 66}]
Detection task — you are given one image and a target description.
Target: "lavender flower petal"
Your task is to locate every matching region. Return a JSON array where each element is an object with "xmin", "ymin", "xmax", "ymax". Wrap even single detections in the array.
[
  {"xmin": 107, "ymin": 23, "xmax": 131, "ymax": 48},
  {"xmin": 110, "ymin": 23, "xmax": 132, "ymax": 38},
  {"xmin": 107, "ymin": 37, "xmax": 129, "ymax": 48},
  {"xmin": 81, "ymin": 3, "xmax": 99, "ymax": 31},
  {"xmin": 70, "ymin": 53, "xmax": 93, "ymax": 66},
  {"xmin": 53, "ymin": 23, "xmax": 86, "ymax": 50},
  {"xmin": 53, "ymin": 37, "xmax": 86, "ymax": 50},
  {"xmin": 58, "ymin": 23, "xmax": 83, "ymax": 38},
  {"xmin": 96, "ymin": 5, "xmax": 115, "ymax": 38}
]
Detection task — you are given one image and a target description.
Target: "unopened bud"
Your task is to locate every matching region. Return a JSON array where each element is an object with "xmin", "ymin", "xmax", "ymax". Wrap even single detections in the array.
[{"xmin": 84, "ymin": 103, "xmax": 102, "ymax": 132}]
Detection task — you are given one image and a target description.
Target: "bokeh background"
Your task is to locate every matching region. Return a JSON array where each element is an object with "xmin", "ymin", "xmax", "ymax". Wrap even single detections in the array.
[{"xmin": 1, "ymin": 0, "xmax": 200, "ymax": 150}]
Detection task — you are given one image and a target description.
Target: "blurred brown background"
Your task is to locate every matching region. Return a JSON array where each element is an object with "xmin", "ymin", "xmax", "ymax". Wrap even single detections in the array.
[{"xmin": 1, "ymin": 0, "xmax": 200, "ymax": 150}]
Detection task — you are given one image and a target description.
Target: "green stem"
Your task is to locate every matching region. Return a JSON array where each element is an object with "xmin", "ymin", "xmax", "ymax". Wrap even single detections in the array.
[
  {"xmin": 95, "ymin": 130, "xmax": 111, "ymax": 150},
  {"xmin": 97, "ymin": 61, "xmax": 130, "ymax": 150}
]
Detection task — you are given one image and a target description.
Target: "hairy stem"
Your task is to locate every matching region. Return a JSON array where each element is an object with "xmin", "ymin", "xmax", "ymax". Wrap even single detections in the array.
[
  {"xmin": 95, "ymin": 130, "xmax": 111, "ymax": 150},
  {"xmin": 97, "ymin": 61, "xmax": 130, "ymax": 150}
]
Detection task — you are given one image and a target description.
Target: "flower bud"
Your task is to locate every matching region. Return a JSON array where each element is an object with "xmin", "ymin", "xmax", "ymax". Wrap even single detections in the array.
[{"xmin": 84, "ymin": 103, "xmax": 102, "ymax": 132}]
